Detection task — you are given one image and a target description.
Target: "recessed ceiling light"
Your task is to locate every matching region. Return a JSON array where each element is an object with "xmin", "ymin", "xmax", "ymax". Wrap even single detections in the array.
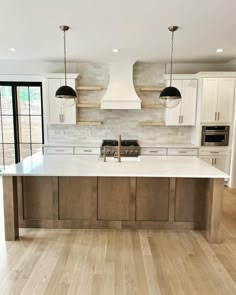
[
  {"xmin": 216, "ymin": 48, "xmax": 224, "ymax": 53},
  {"xmin": 112, "ymin": 49, "xmax": 120, "ymax": 53},
  {"xmin": 9, "ymin": 48, "xmax": 16, "ymax": 52}
]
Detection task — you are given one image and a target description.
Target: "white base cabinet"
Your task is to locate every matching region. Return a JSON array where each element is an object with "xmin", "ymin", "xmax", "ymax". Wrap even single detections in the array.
[
  {"xmin": 199, "ymin": 147, "xmax": 230, "ymax": 174},
  {"xmin": 200, "ymin": 156, "xmax": 230, "ymax": 174},
  {"xmin": 165, "ymin": 79, "xmax": 197, "ymax": 126}
]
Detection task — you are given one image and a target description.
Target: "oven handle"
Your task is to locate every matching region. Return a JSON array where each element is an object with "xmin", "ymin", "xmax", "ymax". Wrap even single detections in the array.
[{"xmin": 202, "ymin": 131, "xmax": 228, "ymax": 135}]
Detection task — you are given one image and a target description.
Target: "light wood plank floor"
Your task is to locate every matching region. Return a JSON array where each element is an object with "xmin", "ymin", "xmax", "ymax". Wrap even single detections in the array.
[{"xmin": 0, "ymin": 188, "xmax": 236, "ymax": 295}]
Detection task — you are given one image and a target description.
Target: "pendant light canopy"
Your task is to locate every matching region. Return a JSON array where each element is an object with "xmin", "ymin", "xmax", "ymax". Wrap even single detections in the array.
[
  {"xmin": 159, "ymin": 26, "xmax": 181, "ymax": 108},
  {"xmin": 55, "ymin": 25, "xmax": 77, "ymax": 107}
]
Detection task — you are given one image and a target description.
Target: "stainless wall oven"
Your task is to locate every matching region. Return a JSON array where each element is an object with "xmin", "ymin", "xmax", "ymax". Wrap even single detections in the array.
[{"xmin": 201, "ymin": 126, "xmax": 230, "ymax": 146}]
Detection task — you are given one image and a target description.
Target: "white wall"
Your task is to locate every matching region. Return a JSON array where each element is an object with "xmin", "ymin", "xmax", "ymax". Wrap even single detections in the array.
[
  {"xmin": 0, "ymin": 60, "xmax": 78, "ymax": 75},
  {"xmin": 0, "ymin": 59, "xmax": 234, "ymax": 75},
  {"xmin": 224, "ymin": 58, "xmax": 236, "ymax": 71},
  {"xmin": 165, "ymin": 62, "xmax": 227, "ymax": 74}
]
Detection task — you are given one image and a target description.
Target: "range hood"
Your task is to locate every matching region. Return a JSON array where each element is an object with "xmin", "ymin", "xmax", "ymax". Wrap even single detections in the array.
[{"xmin": 101, "ymin": 62, "xmax": 141, "ymax": 109}]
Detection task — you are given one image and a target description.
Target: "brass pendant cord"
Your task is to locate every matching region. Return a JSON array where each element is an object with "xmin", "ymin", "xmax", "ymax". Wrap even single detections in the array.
[
  {"xmin": 63, "ymin": 30, "xmax": 67, "ymax": 86},
  {"xmin": 170, "ymin": 30, "xmax": 174, "ymax": 87}
]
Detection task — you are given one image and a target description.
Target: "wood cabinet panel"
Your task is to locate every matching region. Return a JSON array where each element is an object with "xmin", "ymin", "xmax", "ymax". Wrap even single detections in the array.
[
  {"xmin": 136, "ymin": 178, "xmax": 169, "ymax": 221},
  {"xmin": 22, "ymin": 177, "xmax": 58, "ymax": 220},
  {"xmin": 59, "ymin": 177, "xmax": 97, "ymax": 220},
  {"xmin": 175, "ymin": 178, "xmax": 207, "ymax": 223},
  {"xmin": 98, "ymin": 177, "xmax": 130, "ymax": 220}
]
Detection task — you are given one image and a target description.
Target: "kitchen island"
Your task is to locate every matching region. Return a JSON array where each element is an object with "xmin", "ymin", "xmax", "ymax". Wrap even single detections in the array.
[{"xmin": 1, "ymin": 153, "xmax": 228, "ymax": 243}]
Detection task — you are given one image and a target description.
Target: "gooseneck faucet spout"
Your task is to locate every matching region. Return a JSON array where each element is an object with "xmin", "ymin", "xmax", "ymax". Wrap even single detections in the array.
[{"xmin": 114, "ymin": 134, "xmax": 122, "ymax": 162}]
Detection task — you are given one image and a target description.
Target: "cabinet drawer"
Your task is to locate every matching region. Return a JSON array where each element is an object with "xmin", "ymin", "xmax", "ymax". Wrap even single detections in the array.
[
  {"xmin": 167, "ymin": 148, "xmax": 198, "ymax": 156},
  {"xmin": 74, "ymin": 147, "xmax": 100, "ymax": 155},
  {"xmin": 141, "ymin": 148, "xmax": 167, "ymax": 156},
  {"xmin": 43, "ymin": 147, "xmax": 74, "ymax": 155},
  {"xmin": 199, "ymin": 149, "xmax": 230, "ymax": 157}
]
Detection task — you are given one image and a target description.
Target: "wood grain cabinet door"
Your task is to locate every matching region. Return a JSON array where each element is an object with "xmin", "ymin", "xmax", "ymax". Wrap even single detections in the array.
[
  {"xmin": 59, "ymin": 177, "xmax": 97, "ymax": 220},
  {"xmin": 98, "ymin": 177, "xmax": 130, "ymax": 220},
  {"xmin": 136, "ymin": 178, "xmax": 169, "ymax": 221},
  {"xmin": 175, "ymin": 178, "xmax": 207, "ymax": 223},
  {"xmin": 22, "ymin": 177, "xmax": 58, "ymax": 220}
]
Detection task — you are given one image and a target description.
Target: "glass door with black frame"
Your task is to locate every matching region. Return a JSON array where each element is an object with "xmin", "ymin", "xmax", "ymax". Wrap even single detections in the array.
[
  {"xmin": 0, "ymin": 85, "xmax": 16, "ymax": 168},
  {"xmin": 0, "ymin": 82, "xmax": 44, "ymax": 170}
]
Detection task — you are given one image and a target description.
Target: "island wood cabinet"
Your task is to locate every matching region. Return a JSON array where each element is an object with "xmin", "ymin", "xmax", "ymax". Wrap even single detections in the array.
[
  {"xmin": 98, "ymin": 177, "xmax": 131, "ymax": 220},
  {"xmin": 47, "ymin": 77, "xmax": 77, "ymax": 124},
  {"xmin": 17, "ymin": 176, "xmax": 209, "ymax": 230},
  {"xmin": 201, "ymin": 78, "xmax": 235, "ymax": 123},
  {"xmin": 3, "ymin": 175, "xmax": 224, "ymax": 243},
  {"xmin": 165, "ymin": 79, "xmax": 197, "ymax": 126}
]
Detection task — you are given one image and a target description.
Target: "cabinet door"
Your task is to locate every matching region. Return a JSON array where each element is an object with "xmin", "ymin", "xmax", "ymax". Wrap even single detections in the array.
[
  {"xmin": 217, "ymin": 78, "xmax": 235, "ymax": 123},
  {"xmin": 165, "ymin": 80, "xmax": 182, "ymax": 126},
  {"xmin": 200, "ymin": 156, "xmax": 229, "ymax": 174},
  {"xmin": 200, "ymin": 157, "xmax": 213, "ymax": 165},
  {"xmin": 136, "ymin": 178, "xmax": 169, "ymax": 221},
  {"xmin": 201, "ymin": 78, "xmax": 218, "ymax": 123},
  {"xmin": 181, "ymin": 80, "xmax": 197, "ymax": 125},
  {"xmin": 48, "ymin": 79, "xmax": 62, "ymax": 124},
  {"xmin": 98, "ymin": 177, "xmax": 130, "ymax": 220},
  {"xmin": 62, "ymin": 79, "xmax": 77, "ymax": 124},
  {"xmin": 59, "ymin": 177, "xmax": 97, "ymax": 220},
  {"xmin": 215, "ymin": 157, "xmax": 229, "ymax": 173},
  {"xmin": 22, "ymin": 177, "xmax": 58, "ymax": 220},
  {"xmin": 175, "ymin": 178, "xmax": 206, "ymax": 223}
]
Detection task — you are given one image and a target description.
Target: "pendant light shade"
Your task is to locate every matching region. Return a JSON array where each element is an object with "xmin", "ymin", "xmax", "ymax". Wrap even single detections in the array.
[
  {"xmin": 55, "ymin": 25, "xmax": 77, "ymax": 106},
  {"xmin": 159, "ymin": 86, "xmax": 182, "ymax": 108},
  {"xmin": 159, "ymin": 26, "xmax": 181, "ymax": 108},
  {"xmin": 55, "ymin": 85, "xmax": 77, "ymax": 98}
]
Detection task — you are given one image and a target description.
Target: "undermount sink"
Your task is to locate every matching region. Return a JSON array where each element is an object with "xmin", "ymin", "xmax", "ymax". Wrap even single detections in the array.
[{"xmin": 98, "ymin": 156, "xmax": 141, "ymax": 162}]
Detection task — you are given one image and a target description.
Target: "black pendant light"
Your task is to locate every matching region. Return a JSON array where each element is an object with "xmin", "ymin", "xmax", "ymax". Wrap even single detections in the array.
[
  {"xmin": 55, "ymin": 25, "xmax": 77, "ymax": 106},
  {"xmin": 159, "ymin": 26, "xmax": 181, "ymax": 108}
]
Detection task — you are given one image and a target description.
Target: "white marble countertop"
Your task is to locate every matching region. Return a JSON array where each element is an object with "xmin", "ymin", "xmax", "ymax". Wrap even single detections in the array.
[{"xmin": 0, "ymin": 153, "xmax": 228, "ymax": 178}]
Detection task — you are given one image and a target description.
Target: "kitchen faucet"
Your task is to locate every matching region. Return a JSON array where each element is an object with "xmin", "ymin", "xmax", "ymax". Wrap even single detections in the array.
[{"xmin": 114, "ymin": 134, "xmax": 121, "ymax": 162}]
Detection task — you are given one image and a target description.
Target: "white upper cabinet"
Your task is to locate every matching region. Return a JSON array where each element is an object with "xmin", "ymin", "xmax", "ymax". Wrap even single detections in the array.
[
  {"xmin": 217, "ymin": 79, "xmax": 235, "ymax": 123},
  {"xmin": 47, "ymin": 78, "xmax": 77, "ymax": 125},
  {"xmin": 201, "ymin": 78, "xmax": 235, "ymax": 123},
  {"xmin": 48, "ymin": 79, "xmax": 62, "ymax": 124},
  {"xmin": 165, "ymin": 79, "xmax": 197, "ymax": 126}
]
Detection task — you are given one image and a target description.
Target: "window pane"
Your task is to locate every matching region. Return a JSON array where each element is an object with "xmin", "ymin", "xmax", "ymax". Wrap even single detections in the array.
[
  {"xmin": 0, "ymin": 86, "xmax": 13, "ymax": 115},
  {"xmin": 17, "ymin": 86, "xmax": 29, "ymax": 115},
  {"xmin": 20, "ymin": 143, "xmax": 31, "ymax": 160},
  {"xmin": 31, "ymin": 116, "xmax": 42, "ymax": 143},
  {"xmin": 32, "ymin": 144, "xmax": 42, "ymax": 155},
  {"xmin": 4, "ymin": 144, "xmax": 15, "ymax": 166},
  {"xmin": 18, "ymin": 116, "xmax": 30, "ymax": 143},
  {"xmin": 29, "ymin": 87, "xmax": 41, "ymax": 115},
  {"xmin": 2, "ymin": 116, "xmax": 14, "ymax": 143}
]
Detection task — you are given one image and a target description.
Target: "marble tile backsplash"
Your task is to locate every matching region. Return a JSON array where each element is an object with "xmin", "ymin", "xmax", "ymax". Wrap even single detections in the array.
[{"xmin": 47, "ymin": 62, "xmax": 192, "ymax": 146}]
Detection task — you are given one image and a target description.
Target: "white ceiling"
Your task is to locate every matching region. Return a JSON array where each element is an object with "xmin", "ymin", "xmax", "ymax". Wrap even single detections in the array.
[{"xmin": 1, "ymin": 0, "xmax": 236, "ymax": 63}]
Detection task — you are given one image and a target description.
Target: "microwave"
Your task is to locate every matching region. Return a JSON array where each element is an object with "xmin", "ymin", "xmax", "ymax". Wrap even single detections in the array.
[{"xmin": 201, "ymin": 126, "xmax": 230, "ymax": 146}]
